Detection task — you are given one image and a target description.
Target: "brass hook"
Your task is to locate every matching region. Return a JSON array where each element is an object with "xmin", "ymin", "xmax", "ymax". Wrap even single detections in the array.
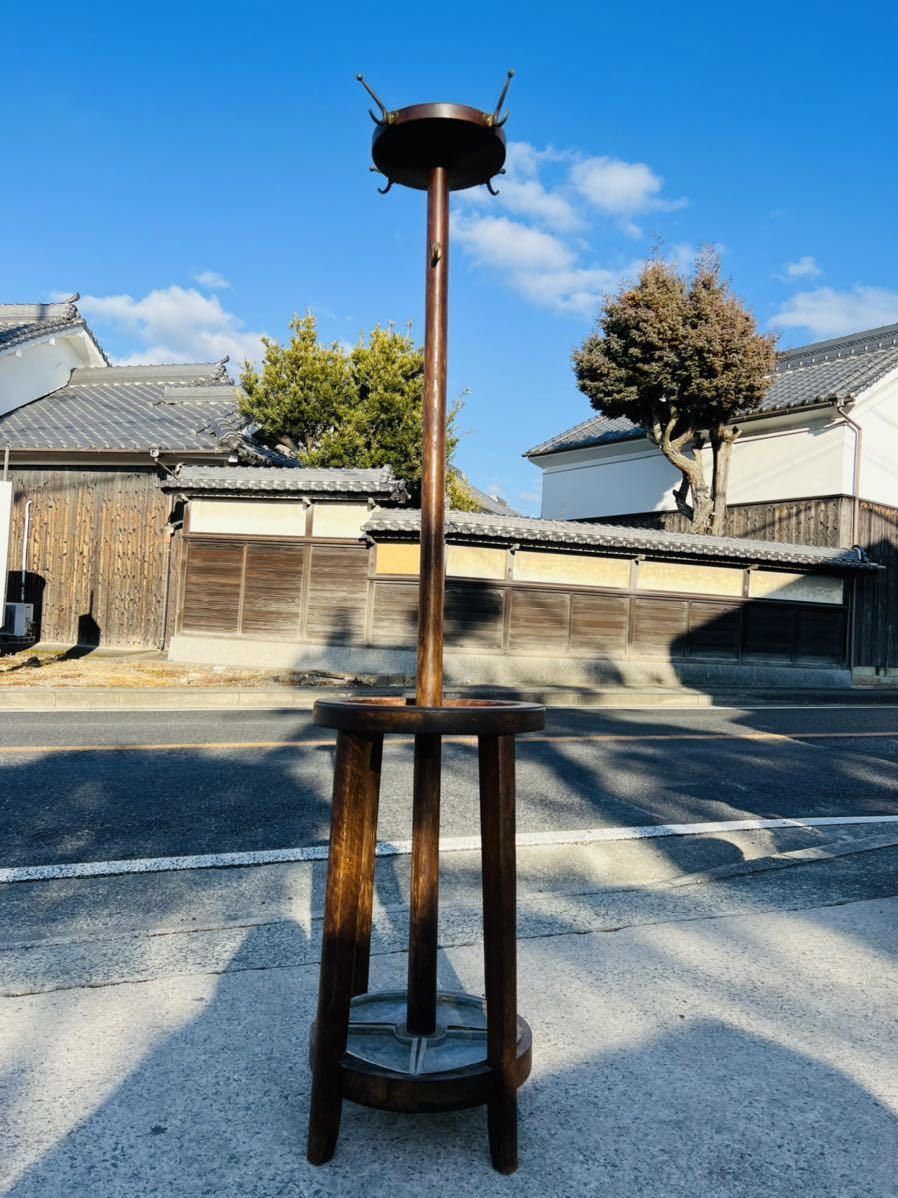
[{"xmin": 356, "ymin": 73, "xmax": 396, "ymax": 125}]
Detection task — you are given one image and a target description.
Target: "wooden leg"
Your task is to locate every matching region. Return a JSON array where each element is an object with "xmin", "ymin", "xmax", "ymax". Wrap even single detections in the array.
[
  {"xmin": 478, "ymin": 734, "xmax": 519, "ymax": 1175},
  {"xmin": 307, "ymin": 730, "xmax": 381, "ymax": 1166},
  {"xmin": 406, "ymin": 732, "xmax": 441, "ymax": 1035},
  {"xmin": 352, "ymin": 734, "xmax": 383, "ymax": 997}
]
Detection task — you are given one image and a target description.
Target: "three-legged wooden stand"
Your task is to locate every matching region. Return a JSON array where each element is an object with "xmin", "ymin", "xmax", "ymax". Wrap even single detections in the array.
[{"xmin": 307, "ymin": 697, "xmax": 545, "ymax": 1173}]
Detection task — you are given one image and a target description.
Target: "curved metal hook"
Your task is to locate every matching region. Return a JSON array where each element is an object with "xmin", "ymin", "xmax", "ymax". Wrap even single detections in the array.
[
  {"xmin": 485, "ymin": 168, "xmax": 506, "ymax": 197},
  {"xmin": 369, "ymin": 166, "xmax": 394, "ymax": 195},
  {"xmin": 356, "ymin": 73, "xmax": 394, "ymax": 125},
  {"xmin": 492, "ymin": 69, "xmax": 514, "ymax": 126}
]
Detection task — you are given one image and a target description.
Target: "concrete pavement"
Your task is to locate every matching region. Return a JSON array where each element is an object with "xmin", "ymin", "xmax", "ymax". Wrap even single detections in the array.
[
  {"xmin": 2, "ymin": 837, "xmax": 897, "ymax": 1196},
  {"xmin": 3, "ymin": 705, "xmax": 898, "ymax": 1194}
]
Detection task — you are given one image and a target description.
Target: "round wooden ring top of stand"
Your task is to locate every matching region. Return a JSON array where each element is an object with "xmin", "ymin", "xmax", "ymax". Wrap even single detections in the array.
[
  {"xmin": 372, "ymin": 103, "xmax": 507, "ymax": 191},
  {"xmin": 312, "ymin": 697, "xmax": 545, "ymax": 736}
]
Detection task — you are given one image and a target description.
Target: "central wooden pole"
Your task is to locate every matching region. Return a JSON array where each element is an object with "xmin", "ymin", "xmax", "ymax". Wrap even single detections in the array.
[
  {"xmin": 407, "ymin": 165, "xmax": 449, "ymax": 1035},
  {"xmin": 416, "ymin": 164, "xmax": 449, "ymax": 709}
]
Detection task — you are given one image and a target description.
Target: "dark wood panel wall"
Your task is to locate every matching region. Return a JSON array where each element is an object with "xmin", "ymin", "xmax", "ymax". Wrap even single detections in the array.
[
  {"xmin": 5, "ymin": 468, "xmax": 180, "ymax": 648},
  {"xmin": 594, "ymin": 495, "xmax": 853, "ymax": 548},
  {"xmin": 177, "ymin": 535, "xmax": 848, "ymax": 668},
  {"xmin": 591, "ymin": 494, "xmax": 895, "ymax": 669},
  {"xmin": 854, "ymin": 501, "xmax": 898, "ymax": 670}
]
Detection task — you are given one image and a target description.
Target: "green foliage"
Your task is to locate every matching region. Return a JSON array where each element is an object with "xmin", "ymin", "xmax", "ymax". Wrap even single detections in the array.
[
  {"xmin": 572, "ymin": 251, "xmax": 777, "ymax": 532},
  {"xmin": 240, "ymin": 314, "xmax": 474, "ymax": 506}
]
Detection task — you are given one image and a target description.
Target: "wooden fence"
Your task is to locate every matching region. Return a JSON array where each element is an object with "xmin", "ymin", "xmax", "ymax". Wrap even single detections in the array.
[
  {"xmin": 594, "ymin": 494, "xmax": 897, "ymax": 670},
  {"xmin": 177, "ymin": 535, "xmax": 849, "ymax": 669},
  {"xmin": 5, "ymin": 467, "xmax": 181, "ymax": 648}
]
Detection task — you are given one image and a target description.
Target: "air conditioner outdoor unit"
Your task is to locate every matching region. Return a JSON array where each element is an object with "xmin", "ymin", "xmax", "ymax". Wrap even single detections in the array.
[{"xmin": 2, "ymin": 602, "xmax": 35, "ymax": 639}]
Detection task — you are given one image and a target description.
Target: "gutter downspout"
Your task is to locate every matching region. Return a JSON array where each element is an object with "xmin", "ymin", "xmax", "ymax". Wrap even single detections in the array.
[
  {"xmin": 836, "ymin": 401, "xmax": 862, "ymax": 546},
  {"xmin": 20, "ymin": 500, "xmax": 32, "ymax": 602},
  {"xmin": 836, "ymin": 401, "xmax": 863, "ymax": 675}
]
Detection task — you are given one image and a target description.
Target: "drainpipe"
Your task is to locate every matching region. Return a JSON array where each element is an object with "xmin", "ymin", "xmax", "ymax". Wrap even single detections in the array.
[
  {"xmin": 20, "ymin": 500, "xmax": 32, "ymax": 602},
  {"xmin": 836, "ymin": 401, "xmax": 863, "ymax": 676},
  {"xmin": 836, "ymin": 400, "xmax": 862, "ymax": 546}
]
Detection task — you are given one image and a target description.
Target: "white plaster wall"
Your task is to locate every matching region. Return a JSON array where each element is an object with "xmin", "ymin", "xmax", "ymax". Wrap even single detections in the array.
[
  {"xmin": 0, "ymin": 332, "xmax": 97, "ymax": 418},
  {"xmin": 537, "ymin": 414, "xmax": 854, "ymax": 519},
  {"xmin": 0, "ymin": 481, "xmax": 11, "ymax": 605},
  {"xmin": 189, "ymin": 499, "xmax": 308, "ymax": 536},
  {"xmin": 539, "ymin": 445, "xmax": 680, "ymax": 519},
  {"xmin": 851, "ymin": 366, "xmax": 898, "ymax": 509},
  {"xmin": 725, "ymin": 417, "xmax": 853, "ymax": 504}
]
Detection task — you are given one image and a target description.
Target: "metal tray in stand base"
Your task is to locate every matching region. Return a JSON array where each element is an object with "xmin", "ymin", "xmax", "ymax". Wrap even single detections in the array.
[
  {"xmin": 306, "ymin": 698, "xmax": 545, "ymax": 1174},
  {"xmin": 311, "ymin": 991, "xmax": 532, "ymax": 1114}
]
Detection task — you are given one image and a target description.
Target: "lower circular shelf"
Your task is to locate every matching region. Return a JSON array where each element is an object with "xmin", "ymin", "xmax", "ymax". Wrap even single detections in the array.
[{"xmin": 311, "ymin": 990, "xmax": 532, "ymax": 1114}]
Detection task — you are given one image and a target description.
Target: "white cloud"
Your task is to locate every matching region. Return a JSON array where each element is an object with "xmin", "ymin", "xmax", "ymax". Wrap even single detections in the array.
[
  {"xmin": 770, "ymin": 286, "xmax": 898, "ymax": 338},
  {"xmin": 79, "ymin": 286, "xmax": 266, "ymax": 365},
  {"xmin": 453, "ymin": 213, "xmax": 574, "ymax": 273},
  {"xmin": 781, "ymin": 256, "xmax": 821, "ymax": 280},
  {"xmin": 453, "ymin": 142, "xmax": 688, "ymax": 318},
  {"xmin": 480, "ymin": 142, "xmax": 584, "ymax": 233},
  {"xmin": 193, "ymin": 269, "xmax": 231, "ymax": 290},
  {"xmin": 452, "ymin": 212, "xmax": 623, "ymax": 315},
  {"xmin": 514, "ymin": 265, "xmax": 626, "ymax": 316},
  {"xmin": 571, "ymin": 156, "xmax": 686, "ymax": 216},
  {"xmin": 489, "ymin": 177, "xmax": 584, "ymax": 233}
]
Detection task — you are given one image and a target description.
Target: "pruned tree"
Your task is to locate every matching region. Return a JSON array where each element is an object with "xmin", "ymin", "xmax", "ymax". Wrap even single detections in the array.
[
  {"xmin": 240, "ymin": 314, "xmax": 477, "ymax": 508},
  {"xmin": 572, "ymin": 251, "xmax": 777, "ymax": 534}
]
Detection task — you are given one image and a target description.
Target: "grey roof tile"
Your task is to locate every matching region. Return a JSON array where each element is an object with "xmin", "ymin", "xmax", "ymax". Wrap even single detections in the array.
[
  {"xmin": 0, "ymin": 297, "xmax": 110, "ymax": 364},
  {"xmin": 526, "ymin": 322, "xmax": 898, "ymax": 457},
  {"xmin": 166, "ymin": 464, "xmax": 409, "ymax": 501},
  {"xmin": 363, "ymin": 508, "xmax": 877, "ymax": 572},
  {"xmin": 0, "ymin": 299, "xmax": 80, "ymax": 330},
  {"xmin": 0, "ymin": 361, "xmax": 239, "ymax": 452}
]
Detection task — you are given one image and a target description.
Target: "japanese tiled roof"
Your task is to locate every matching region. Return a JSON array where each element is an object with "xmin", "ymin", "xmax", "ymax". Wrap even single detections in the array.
[
  {"xmin": 0, "ymin": 296, "xmax": 109, "ymax": 362},
  {"xmin": 526, "ymin": 322, "xmax": 898, "ymax": 458},
  {"xmin": 0, "ymin": 361, "xmax": 248, "ymax": 452},
  {"xmin": 363, "ymin": 508, "xmax": 878, "ymax": 572},
  {"xmin": 165, "ymin": 463, "xmax": 409, "ymax": 502}
]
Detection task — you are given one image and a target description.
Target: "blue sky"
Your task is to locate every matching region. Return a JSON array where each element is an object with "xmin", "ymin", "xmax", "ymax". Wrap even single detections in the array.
[{"xmin": 5, "ymin": 0, "xmax": 897, "ymax": 512}]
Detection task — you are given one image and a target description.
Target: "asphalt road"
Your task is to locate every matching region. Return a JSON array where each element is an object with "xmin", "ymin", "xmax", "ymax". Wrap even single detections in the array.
[{"xmin": 2, "ymin": 704, "xmax": 898, "ymax": 869}]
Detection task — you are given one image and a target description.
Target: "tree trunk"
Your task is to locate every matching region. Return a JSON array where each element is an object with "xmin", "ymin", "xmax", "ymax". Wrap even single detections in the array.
[
  {"xmin": 710, "ymin": 426, "xmax": 740, "ymax": 536},
  {"xmin": 666, "ymin": 446, "xmax": 713, "ymax": 532}
]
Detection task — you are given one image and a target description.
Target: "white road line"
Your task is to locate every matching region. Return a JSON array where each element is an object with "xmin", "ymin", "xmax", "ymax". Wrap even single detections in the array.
[{"xmin": 2, "ymin": 814, "xmax": 898, "ymax": 885}]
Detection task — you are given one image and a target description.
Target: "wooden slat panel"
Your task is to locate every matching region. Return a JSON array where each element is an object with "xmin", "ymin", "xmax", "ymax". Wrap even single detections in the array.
[
  {"xmin": 445, "ymin": 583, "xmax": 504, "ymax": 651},
  {"xmin": 569, "ymin": 593, "xmax": 629, "ymax": 655},
  {"xmin": 7, "ymin": 467, "xmax": 172, "ymax": 647},
  {"xmin": 181, "ymin": 540, "xmax": 243, "ymax": 633},
  {"xmin": 631, "ymin": 597, "xmax": 688, "ymax": 657},
  {"xmin": 795, "ymin": 607, "xmax": 844, "ymax": 664},
  {"xmin": 743, "ymin": 602, "xmax": 797, "ymax": 660},
  {"xmin": 305, "ymin": 544, "xmax": 369, "ymax": 643},
  {"xmin": 242, "ymin": 543, "xmax": 304, "ymax": 636},
  {"xmin": 598, "ymin": 495, "xmax": 851, "ymax": 549},
  {"xmin": 687, "ymin": 601, "xmax": 741, "ymax": 659},
  {"xmin": 507, "ymin": 590, "xmax": 570, "ymax": 654},
  {"xmin": 371, "ymin": 580, "xmax": 418, "ymax": 647}
]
